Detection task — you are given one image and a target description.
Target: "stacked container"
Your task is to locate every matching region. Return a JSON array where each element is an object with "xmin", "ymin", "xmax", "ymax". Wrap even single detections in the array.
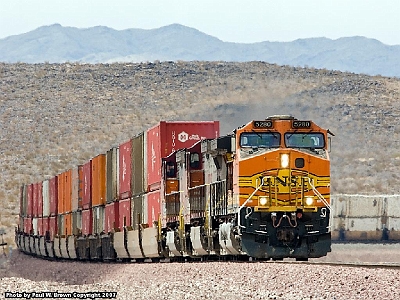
[
  {"xmin": 49, "ymin": 176, "xmax": 58, "ymax": 240},
  {"xmin": 130, "ymin": 132, "xmax": 147, "ymax": 230},
  {"xmin": 81, "ymin": 160, "xmax": 92, "ymax": 236},
  {"xmin": 57, "ymin": 170, "xmax": 73, "ymax": 236},
  {"xmin": 146, "ymin": 121, "xmax": 220, "ymax": 227},
  {"xmin": 92, "ymin": 154, "xmax": 106, "ymax": 234},
  {"xmin": 104, "ymin": 147, "xmax": 119, "ymax": 233},
  {"xmin": 117, "ymin": 139, "xmax": 133, "ymax": 231}
]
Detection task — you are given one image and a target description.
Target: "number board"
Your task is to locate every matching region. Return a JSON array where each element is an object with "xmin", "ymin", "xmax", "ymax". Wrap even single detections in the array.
[
  {"xmin": 253, "ymin": 120, "xmax": 273, "ymax": 129},
  {"xmin": 292, "ymin": 120, "xmax": 311, "ymax": 129}
]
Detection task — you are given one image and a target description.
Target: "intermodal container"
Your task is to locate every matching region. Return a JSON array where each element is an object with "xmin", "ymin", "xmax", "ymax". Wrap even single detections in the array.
[
  {"xmin": 147, "ymin": 121, "xmax": 219, "ymax": 191},
  {"xmin": 57, "ymin": 171, "xmax": 72, "ymax": 214},
  {"xmin": 57, "ymin": 213, "xmax": 72, "ymax": 236},
  {"xmin": 118, "ymin": 198, "xmax": 131, "ymax": 228},
  {"xmin": 146, "ymin": 190, "xmax": 161, "ymax": 228},
  {"xmin": 20, "ymin": 185, "xmax": 27, "ymax": 217},
  {"xmin": 49, "ymin": 216, "xmax": 57, "ymax": 241},
  {"xmin": 19, "ymin": 216, "xmax": 23, "ymax": 232},
  {"xmin": 27, "ymin": 184, "xmax": 33, "ymax": 217},
  {"xmin": 32, "ymin": 218, "xmax": 38, "ymax": 235},
  {"xmin": 106, "ymin": 147, "xmax": 119, "ymax": 203},
  {"xmin": 32, "ymin": 183, "xmax": 39, "ymax": 217},
  {"xmin": 38, "ymin": 217, "xmax": 49, "ymax": 236},
  {"xmin": 43, "ymin": 180, "xmax": 50, "ymax": 217},
  {"xmin": 78, "ymin": 165, "xmax": 83, "ymax": 209},
  {"xmin": 119, "ymin": 140, "xmax": 132, "ymax": 200},
  {"xmin": 92, "ymin": 154, "xmax": 106, "ymax": 207},
  {"xmin": 49, "ymin": 176, "xmax": 58, "ymax": 216},
  {"xmin": 57, "ymin": 174, "xmax": 64, "ymax": 214},
  {"xmin": 81, "ymin": 208, "xmax": 93, "ymax": 236},
  {"xmin": 105, "ymin": 202, "xmax": 118, "ymax": 233},
  {"xmin": 57, "ymin": 214, "xmax": 64, "ymax": 236},
  {"xmin": 72, "ymin": 211, "xmax": 82, "ymax": 236},
  {"xmin": 64, "ymin": 170, "xmax": 72, "ymax": 213},
  {"xmin": 71, "ymin": 167, "xmax": 79, "ymax": 212},
  {"xmin": 37, "ymin": 182, "xmax": 43, "ymax": 217},
  {"xmin": 131, "ymin": 194, "xmax": 145, "ymax": 230},
  {"xmin": 37, "ymin": 217, "xmax": 43, "ymax": 236},
  {"xmin": 23, "ymin": 217, "xmax": 32, "ymax": 234},
  {"xmin": 92, "ymin": 206, "xmax": 105, "ymax": 234},
  {"xmin": 82, "ymin": 160, "xmax": 92, "ymax": 209},
  {"xmin": 64, "ymin": 212, "xmax": 72, "ymax": 236},
  {"xmin": 131, "ymin": 132, "xmax": 147, "ymax": 195}
]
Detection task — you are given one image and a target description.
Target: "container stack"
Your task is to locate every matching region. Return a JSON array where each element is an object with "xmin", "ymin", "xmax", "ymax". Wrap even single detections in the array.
[{"xmin": 18, "ymin": 121, "xmax": 219, "ymax": 260}]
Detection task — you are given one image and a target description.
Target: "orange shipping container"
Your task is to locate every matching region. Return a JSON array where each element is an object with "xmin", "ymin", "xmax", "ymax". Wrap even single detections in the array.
[
  {"xmin": 57, "ymin": 173, "xmax": 64, "ymax": 214},
  {"xmin": 64, "ymin": 169, "xmax": 72, "ymax": 213},
  {"xmin": 57, "ymin": 170, "xmax": 72, "ymax": 214},
  {"xmin": 64, "ymin": 212, "xmax": 72, "ymax": 236},
  {"xmin": 92, "ymin": 154, "xmax": 106, "ymax": 207}
]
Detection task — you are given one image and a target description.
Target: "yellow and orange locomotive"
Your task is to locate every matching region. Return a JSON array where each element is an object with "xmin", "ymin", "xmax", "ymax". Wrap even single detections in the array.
[{"xmin": 233, "ymin": 115, "xmax": 332, "ymax": 259}]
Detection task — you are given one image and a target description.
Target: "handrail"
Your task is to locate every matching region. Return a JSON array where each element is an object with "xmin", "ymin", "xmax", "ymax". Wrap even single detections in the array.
[
  {"xmin": 308, "ymin": 177, "xmax": 331, "ymax": 211},
  {"xmin": 237, "ymin": 176, "xmax": 269, "ymax": 234}
]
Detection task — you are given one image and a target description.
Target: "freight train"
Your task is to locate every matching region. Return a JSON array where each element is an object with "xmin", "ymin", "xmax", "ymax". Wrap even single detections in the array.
[{"xmin": 16, "ymin": 115, "xmax": 333, "ymax": 261}]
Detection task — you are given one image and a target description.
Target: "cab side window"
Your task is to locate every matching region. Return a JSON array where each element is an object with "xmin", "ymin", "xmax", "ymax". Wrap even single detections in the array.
[
  {"xmin": 190, "ymin": 152, "xmax": 200, "ymax": 169},
  {"xmin": 166, "ymin": 161, "xmax": 176, "ymax": 177}
]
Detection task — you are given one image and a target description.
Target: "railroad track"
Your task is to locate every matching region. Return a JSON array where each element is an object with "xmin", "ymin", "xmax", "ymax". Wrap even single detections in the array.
[{"xmin": 269, "ymin": 260, "xmax": 400, "ymax": 269}]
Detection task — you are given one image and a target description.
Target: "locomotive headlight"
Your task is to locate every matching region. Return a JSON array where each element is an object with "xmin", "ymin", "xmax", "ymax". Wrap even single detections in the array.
[
  {"xmin": 280, "ymin": 154, "xmax": 289, "ymax": 168},
  {"xmin": 259, "ymin": 196, "xmax": 268, "ymax": 206},
  {"xmin": 305, "ymin": 196, "xmax": 314, "ymax": 206}
]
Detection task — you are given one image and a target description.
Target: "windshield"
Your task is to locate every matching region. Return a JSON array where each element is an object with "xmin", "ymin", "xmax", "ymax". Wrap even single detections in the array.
[
  {"xmin": 285, "ymin": 132, "xmax": 325, "ymax": 149},
  {"xmin": 240, "ymin": 132, "xmax": 281, "ymax": 148}
]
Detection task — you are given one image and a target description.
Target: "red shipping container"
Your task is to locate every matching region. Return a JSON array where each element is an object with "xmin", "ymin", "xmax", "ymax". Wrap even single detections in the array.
[
  {"xmin": 23, "ymin": 217, "xmax": 32, "ymax": 234},
  {"xmin": 81, "ymin": 208, "xmax": 93, "ymax": 236},
  {"xmin": 49, "ymin": 176, "xmax": 58, "ymax": 216},
  {"xmin": 32, "ymin": 183, "xmax": 38, "ymax": 217},
  {"xmin": 147, "ymin": 121, "xmax": 219, "ymax": 191},
  {"xmin": 49, "ymin": 216, "xmax": 57, "ymax": 241},
  {"xmin": 27, "ymin": 184, "xmax": 33, "ymax": 217},
  {"xmin": 119, "ymin": 198, "xmax": 131, "ymax": 228},
  {"xmin": 82, "ymin": 161, "xmax": 92, "ymax": 209},
  {"xmin": 119, "ymin": 140, "xmax": 132, "ymax": 200},
  {"xmin": 37, "ymin": 182, "xmax": 43, "ymax": 217},
  {"xmin": 19, "ymin": 185, "xmax": 24, "ymax": 217},
  {"xmin": 147, "ymin": 190, "xmax": 161, "ymax": 228},
  {"xmin": 104, "ymin": 202, "xmax": 119, "ymax": 233},
  {"xmin": 78, "ymin": 165, "xmax": 83, "ymax": 209},
  {"xmin": 40, "ymin": 217, "xmax": 49, "ymax": 236},
  {"xmin": 37, "ymin": 218, "xmax": 43, "ymax": 236}
]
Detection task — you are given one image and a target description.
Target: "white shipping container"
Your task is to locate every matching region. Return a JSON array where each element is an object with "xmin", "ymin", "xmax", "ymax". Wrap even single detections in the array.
[
  {"xmin": 32, "ymin": 218, "xmax": 38, "ymax": 236},
  {"xmin": 92, "ymin": 205, "xmax": 105, "ymax": 234},
  {"xmin": 42, "ymin": 180, "xmax": 50, "ymax": 217}
]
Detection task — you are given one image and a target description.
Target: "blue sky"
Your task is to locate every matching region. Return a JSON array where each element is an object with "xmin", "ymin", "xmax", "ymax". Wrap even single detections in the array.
[{"xmin": 2, "ymin": 0, "xmax": 399, "ymax": 45}]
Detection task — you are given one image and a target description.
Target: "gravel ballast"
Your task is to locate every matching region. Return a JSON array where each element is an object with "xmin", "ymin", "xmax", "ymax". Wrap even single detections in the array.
[{"xmin": 1, "ymin": 244, "xmax": 400, "ymax": 299}]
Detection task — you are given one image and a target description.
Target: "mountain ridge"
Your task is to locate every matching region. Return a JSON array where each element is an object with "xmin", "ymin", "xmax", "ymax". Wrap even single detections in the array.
[{"xmin": 1, "ymin": 24, "xmax": 400, "ymax": 77}]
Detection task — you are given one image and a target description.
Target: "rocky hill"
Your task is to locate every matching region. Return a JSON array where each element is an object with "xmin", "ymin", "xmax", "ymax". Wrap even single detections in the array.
[
  {"xmin": 1, "ymin": 24, "xmax": 400, "ymax": 77},
  {"xmin": 1, "ymin": 61, "xmax": 400, "ymax": 242}
]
